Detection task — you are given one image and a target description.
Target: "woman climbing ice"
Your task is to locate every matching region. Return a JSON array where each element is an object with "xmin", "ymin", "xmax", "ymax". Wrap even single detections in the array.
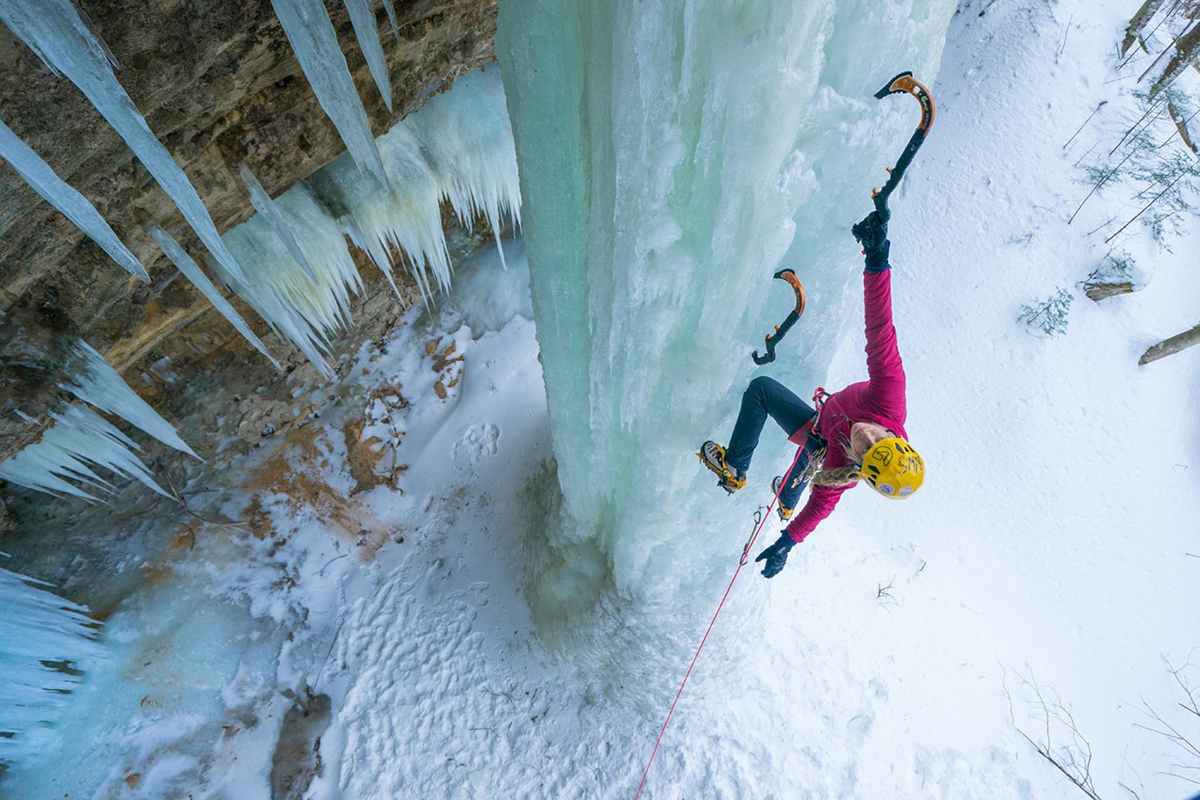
[{"xmin": 700, "ymin": 208, "xmax": 925, "ymax": 579}]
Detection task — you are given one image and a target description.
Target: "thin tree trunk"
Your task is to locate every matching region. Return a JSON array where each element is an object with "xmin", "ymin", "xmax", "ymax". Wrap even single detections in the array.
[
  {"xmin": 1150, "ymin": 21, "xmax": 1200, "ymax": 96},
  {"xmin": 1139, "ymin": 321, "xmax": 1200, "ymax": 364},
  {"xmin": 1123, "ymin": 0, "xmax": 1169, "ymax": 55}
]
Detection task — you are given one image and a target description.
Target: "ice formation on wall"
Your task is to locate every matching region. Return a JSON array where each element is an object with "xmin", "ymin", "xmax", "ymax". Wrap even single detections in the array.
[
  {"xmin": 342, "ymin": 0, "xmax": 393, "ymax": 112},
  {"xmin": 0, "ymin": 405, "xmax": 170, "ymax": 501},
  {"xmin": 0, "ymin": 118, "xmax": 148, "ymax": 282},
  {"xmin": 317, "ymin": 68, "xmax": 521, "ymax": 300},
  {"xmin": 149, "ymin": 226, "xmax": 279, "ymax": 369},
  {"xmin": 216, "ymin": 68, "xmax": 520, "ymax": 371},
  {"xmin": 0, "ymin": 564, "xmax": 104, "ymax": 764},
  {"xmin": 496, "ymin": 0, "xmax": 955, "ymax": 607},
  {"xmin": 216, "ymin": 185, "xmax": 361, "ymax": 378},
  {"xmin": 270, "ymin": 0, "xmax": 389, "ymax": 187},
  {"xmin": 0, "ymin": 0, "xmax": 248, "ymax": 285},
  {"xmin": 238, "ymin": 163, "xmax": 319, "ymax": 282}
]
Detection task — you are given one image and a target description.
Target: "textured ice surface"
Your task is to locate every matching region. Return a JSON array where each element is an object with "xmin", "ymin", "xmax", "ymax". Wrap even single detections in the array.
[
  {"xmin": 270, "ymin": 0, "xmax": 389, "ymax": 187},
  {"xmin": 60, "ymin": 340, "xmax": 199, "ymax": 459},
  {"xmin": 0, "ymin": 0, "xmax": 247, "ymax": 285},
  {"xmin": 149, "ymin": 226, "xmax": 279, "ymax": 369},
  {"xmin": 342, "ymin": 0, "xmax": 393, "ymax": 111},
  {"xmin": 0, "ymin": 117, "xmax": 147, "ymax": 282},
  {"xmin": 0, "ymin": 404, "xmax": 169, "ymax": 501},
  {"xmin": 496, "ymin": 0, "xmax": 955, "ymax": 610},
  {"xmin": 0, "ymin": 565, "xmax": 104, "ymax": 764}
]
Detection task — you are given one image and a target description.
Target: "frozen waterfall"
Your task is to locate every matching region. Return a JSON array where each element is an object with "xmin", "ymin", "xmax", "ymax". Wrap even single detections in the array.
[
  {"xmin": 496, "ymin": 0, "xmax": 955, "ymax": 614},
  {"xmin": 0, "ymin": 565, "xmax": 105, "ymax": 765}
]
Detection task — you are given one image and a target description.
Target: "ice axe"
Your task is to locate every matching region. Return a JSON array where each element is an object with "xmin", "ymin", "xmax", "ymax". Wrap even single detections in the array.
[
  {"xmin": 751, "ymin": 269, "xmax": 805, "ymax": 365},
  {"xmin": 864, "ymin": 70, "xmax": 936, "ymax": 224}
]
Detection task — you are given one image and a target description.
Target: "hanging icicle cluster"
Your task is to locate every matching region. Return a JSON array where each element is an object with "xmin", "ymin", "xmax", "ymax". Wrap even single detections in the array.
[
  {"xmin": 217, "ymin": 68, "xmax": 521, "ymax": 376},
  {"xmin": 0, "ymin": 563, "xmax": 105, "ymax": 764},
  {"xmin": 0, "ymin": 342, "xmax": 197, "ymax": 501}
]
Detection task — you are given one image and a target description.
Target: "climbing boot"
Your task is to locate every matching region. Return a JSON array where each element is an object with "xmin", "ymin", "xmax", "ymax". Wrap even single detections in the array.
[
  {"xmin": 698, "ymin": 441, "xmax": 745, "ymax": 493},
  {"xmin": 771, "ymin": 476, "xmax": 795, "ymax": 521}
]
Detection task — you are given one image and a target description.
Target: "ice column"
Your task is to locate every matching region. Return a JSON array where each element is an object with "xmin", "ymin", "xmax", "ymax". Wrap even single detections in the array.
[
  {"xmin": 496, "ymin": 0, "xmax": 955, "ymax": 606},
  {"xmin": 270, "ymin": 0, "xmax": 389, "ymax": 187},
  {"xmin": 0, "ymin": 118, "xmax": 148, "ymax": 282},
  {"xmin": 0, "ymin": 0, "xmax": 248, "ymax": 284},
  {"xmin": 0, "ymin": 565, "xmax": 105, "ymax": 765}
]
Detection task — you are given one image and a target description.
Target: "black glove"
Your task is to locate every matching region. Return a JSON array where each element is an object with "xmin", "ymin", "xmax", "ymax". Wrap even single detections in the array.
[
  {"xmin": 755, "ymin": 532, "xmax": 796, "ymax": 579},
  {"xmin": 852, "ymin": 211, "xmax": 890, "ymax": 271}
]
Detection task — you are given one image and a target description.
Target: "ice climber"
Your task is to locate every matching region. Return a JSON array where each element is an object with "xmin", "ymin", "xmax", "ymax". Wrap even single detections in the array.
[{"xmin": 700, "ymin": 209, "xmax": 925, "ymax": 579}]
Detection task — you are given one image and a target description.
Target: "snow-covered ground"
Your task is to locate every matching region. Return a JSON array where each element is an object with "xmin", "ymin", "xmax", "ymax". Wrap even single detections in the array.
[{"xmin": 5, "ymin": 0, "xmax": 1200, "ymax": 798}]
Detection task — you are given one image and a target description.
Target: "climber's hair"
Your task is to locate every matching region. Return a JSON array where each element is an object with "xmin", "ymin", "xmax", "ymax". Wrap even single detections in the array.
[
  {"xmin": 811, "ymin": 465, "xmax": 861, "ymax": 488},
  {"xmin": 810, "ymin": 438, "xmax": 868, "ymax": 488},
  {"xmin": 810, "ymin": 427, "xmax": 900, "ymax": 489}
]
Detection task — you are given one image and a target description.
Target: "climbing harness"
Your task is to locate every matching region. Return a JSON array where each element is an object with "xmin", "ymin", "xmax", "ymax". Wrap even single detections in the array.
[{"xmin": 751, "ymin": 269, "xmax": 806, "ymax": 365}]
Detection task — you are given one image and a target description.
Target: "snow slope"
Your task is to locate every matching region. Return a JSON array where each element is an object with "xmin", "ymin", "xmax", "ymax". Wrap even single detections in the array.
[{"xmin": 3, "ymin": 1, "xmax": 1198, "ymax": 798}]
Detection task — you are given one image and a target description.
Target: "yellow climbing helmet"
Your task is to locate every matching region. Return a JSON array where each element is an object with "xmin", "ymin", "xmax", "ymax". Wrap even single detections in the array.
[{"xmin": 860, "ymin": 437, "xmax": 924, "ymax": 499}]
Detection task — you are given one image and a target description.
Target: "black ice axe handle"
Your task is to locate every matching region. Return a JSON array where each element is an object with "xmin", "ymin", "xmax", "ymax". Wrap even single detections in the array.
[
  {"xmin": 870, "ymin": 71, "xmax": 936, "ymax": 219},
  {"xmin": 751, "ymin": 269, "xmax": 806, "ymax": 365}
]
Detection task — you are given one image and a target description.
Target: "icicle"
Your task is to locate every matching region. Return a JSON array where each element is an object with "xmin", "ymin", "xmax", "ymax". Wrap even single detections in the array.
[
  {"xmin": 0, "ymin": 404, "xmax": 171, "ymax": 501},
  {"xmin": 0, "ymin": 117, "xmax": 148, "ymax": 282},
  {"xmin": 237, "ymin": 163, "xmax": 319, "ymax": 282},
  {"xmin": 216, "ymin": 185, "xmax": 361, "ymax": 379},
  {"xmin": 318, "ymin": 128, "xmax": 448, "ymax": 304},
  {"xmin": 312, "ymin": 68, "xmax": 521, "ymax": 302},
  {"xmin": 408, "ymin": 69, "xmax": 522, "ymax": 269},
  {"xmin": 342, "ymin": 0, "xmax": 393, "ymax": 112},
  {"xmin": 381, "ymin": 0, "xmax": 399, "ymax": 40},
  {"xmin": 0, "ymin": 565, "xmax": 105, "ymax": 764},
  {"xmin": 149, "ymin": 227, "xmax": 280, "ymax": 370},
  {"xmin": 59, "ymin": 340, "xmax": 200, "ymax": 459},
  {"xmin": 269, "ymin": 0, "xmax": 389, "ymax": 187},
  {"xmin": 0, "ymin": 0, "xmax": 248, "ymax": 284}
]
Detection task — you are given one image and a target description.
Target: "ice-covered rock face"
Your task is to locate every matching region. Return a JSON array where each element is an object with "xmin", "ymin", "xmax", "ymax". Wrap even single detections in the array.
[{"xmin": 497, "ymin": 1, "xmax": 954, "ymax": 617}]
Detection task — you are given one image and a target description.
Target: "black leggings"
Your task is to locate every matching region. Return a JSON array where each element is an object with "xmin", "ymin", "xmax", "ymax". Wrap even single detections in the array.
[{"xmin": 725, "ymin": 376, "xmax": 821, "ymax": 508}]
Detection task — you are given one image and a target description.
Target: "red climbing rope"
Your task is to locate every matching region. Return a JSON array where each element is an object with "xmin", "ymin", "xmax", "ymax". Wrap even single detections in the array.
[{"xmin": 633, "ymin": 444, "xmax": 806, "ymax": 799}]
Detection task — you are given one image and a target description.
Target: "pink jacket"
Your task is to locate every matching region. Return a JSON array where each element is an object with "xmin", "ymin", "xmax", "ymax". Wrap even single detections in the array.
[{"xmin": 784, "ymin": 269, "xmax": 908, "ymax": 544}]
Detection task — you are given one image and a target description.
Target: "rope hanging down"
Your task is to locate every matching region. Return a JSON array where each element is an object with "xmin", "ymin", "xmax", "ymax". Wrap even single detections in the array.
[{"xmin": 633, "ymin": 444, "xmax": 806, "ymax": 799}]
